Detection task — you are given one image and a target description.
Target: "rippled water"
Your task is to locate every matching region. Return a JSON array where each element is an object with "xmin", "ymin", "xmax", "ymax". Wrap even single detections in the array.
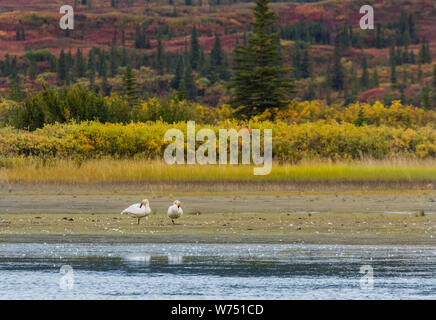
[{"xmin": 0, "ymin": 243, "xmax": 435, "ymax": 299}]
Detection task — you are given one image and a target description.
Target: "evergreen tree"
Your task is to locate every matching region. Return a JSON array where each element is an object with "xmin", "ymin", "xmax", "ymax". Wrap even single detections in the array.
[
  {"xmin": 375, "ymin": 24, "xmax": 383, "ymax": 48},
  {"xmin": 410, "ymin": 50, "xmax": 416, "ymax": 64},
  {"xmin": 293, "ymin": 43, "xmax": 301, "ymax": 79},
  {"xmin": 349, "ymin": 68, "xmax": 359, "ymax": 105},
  {"xmin": 110, "ymin": 46, "xmax": 119, "ymax": 77},
  {"xmin": 65, "ymin": 51, "xmax": 73, "ymax": 84},
  {"xmin": 331, "ymin": 44, "xmax": 344, "ymax": 90},
  {"xmin": 433, "ymin": 64, "xmax": 436, "ymax": 88},
  {"xmin": 15, "ymin": 25, "xmax": 21, "ymax": 41},
  {"xmin": 372, "ymin": 67, "xmax": 379, "ymax": 87},
  {"xmin": 156, "ymin": 39, "xmax": 165, "ymax": 75},
  {"xmin": 101, "ymin": 71, "xmax": 110, "ymax": 96},
  {"xmin": 121, "ymin": 47, "xmax": 127, "ymax": 66},
  {"xmin": 177, "ymin": 77, "xmax": 187, "ymax": 100},
  {"xmin": 400, "ymin": 85, "xmax": 406, "ymax": 104},
  {"xmin": 354, "ymin": 107, "xmax": 367, "ymax": 127},
  {"xmin": 421, "ymin": 86, "xmax": 431, "ymax": 110},
  {"xmin": 121, "ymin": 29, "xmax": 125, "ymax": 46},
  {"xmin": 88, "ymin": 49, "xmax": 96, "ymax": 87},
  {"xmin": 9, "ymin": 74, "xmax": 23, "ymax": 101},
  {"xmin": 390, "ymin": 60, "xmax": 397, "ymax": 86},
  {"xmin": 210, "ymin": 33, "xmax": 223, "ymax": 70},
  {"xmin": 171, "ymin": 55, "xmax": 184, "ymax": 89},
  {"xmin": 402, "ymin": 67, "xmax": 408, "ymax": 87},
  {"xmin": 408, "ymin": 13, "xmax": 415, "ymax": 41},
  {"xmin": 229, "ymin": 0, "xmax": 294, "ymax": 116},
  {"xmin": 425, "ymin": 39, "xmax": 432, "ymax": 63},
  {"xmin": 123, "ymin": 64, "xmax": 139, "ymax": 106},
  {"xmin": 390, "ymin": 45, "xmax": 397, "ymax": 85},
  {"xmin": 57, "ymin": 49, "xmax": 67, "ymax": 84},
  {"xmin": 301, "ymin": 47, "xmax": 310, "ymax": 79},
  {"xmin": 182, "ymin": 61, "xmax": 196, "ymax": 100},
  {"xmin": 418, "ymin": 38, "xmax": 431, "ymax": 64},
  {"xmin": 75, "ymin": 48, "xmax": 86, "ymax": 78},
  {"xmin": 189, "ymin": 26, "xmax": 200, "ymax": 70},
  {"xmin": 29, "ymin": 58, "xmax": 38, "ymax": 81},
  {"xmin": 209, "ymin": 33, "xmax": 229, "ymax": 81},
  {"xmin": 98, "ymin": 50, "xmax": 107, "ymax": 77},
  {"xmin": 360, "ymin": 55, "xmax": 369, "ymax": 89},
  {"xmin": 304, "ymin": 80, "xmax": 316, "ymax": 100}
]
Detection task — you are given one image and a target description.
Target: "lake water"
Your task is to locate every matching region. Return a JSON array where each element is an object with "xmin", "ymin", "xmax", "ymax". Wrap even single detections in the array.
[{"xmin": 0, "ymin": 243, "xmax": 435, "ymax": 299}]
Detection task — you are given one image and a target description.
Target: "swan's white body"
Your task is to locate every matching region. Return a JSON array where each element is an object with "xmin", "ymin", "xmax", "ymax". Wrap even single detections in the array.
[
  {"xmin": 168, "ymin": 200, "xmax": 183, "ymax": 223},
  {"xmin": 121, "ymin": 199, "xmax": 151, "ymax": 224}
]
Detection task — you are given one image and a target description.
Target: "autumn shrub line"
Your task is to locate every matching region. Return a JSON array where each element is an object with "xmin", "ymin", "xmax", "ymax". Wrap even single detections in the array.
[
  {"xmin": 1, "ymin": 84, "xmax": 435, "ymax": 130},
  {"xmin": 0, "ymin": 120, "xmax": 435, "ymax": 163}
]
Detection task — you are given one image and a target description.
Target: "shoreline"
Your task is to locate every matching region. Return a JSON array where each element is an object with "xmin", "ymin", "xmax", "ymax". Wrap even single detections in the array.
[
  {"xmin": 1, "ymin": 187, "xmax": 435, "ymax": 246},
  {"xmin": 1, "ymin": 233, "xmax": 435, "ymax": 245},
  {"xmin": 1, "ymin": 210, "xmax": 435, "ymax": 245}
]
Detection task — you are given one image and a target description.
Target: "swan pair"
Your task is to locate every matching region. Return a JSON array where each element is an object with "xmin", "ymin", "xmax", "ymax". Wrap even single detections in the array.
[{"xmin": 121, "ymin": 199, "xmax": 183, "ymax": 225}]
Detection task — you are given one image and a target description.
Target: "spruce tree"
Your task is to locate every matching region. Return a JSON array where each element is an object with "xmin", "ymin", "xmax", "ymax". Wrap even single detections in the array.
[
  {"xmin": 75, "ymin": 48, "xmax": 86, "ymax": 78},
  {"xmin": 57, "ymin": 49, "xmax": 67, "ymax": 84},
  {"xmin": 29, "ymin": 58, "xmax": 38, "ymax": 81},
  {"xmin": 400, "ymin": 85, "xmax": 405, "ymax": 104},
  {"xmin": 171, "ymin": 55, "xmax": 184, "ymax": 89},
  {"xmin": 229, "ymin": 0, "xmax": 294, "ymax": 116},
  {"xmin": 177, "ymin": 77, "xmax": 187, "ymax": 100},
  {"xmin": 293, "ymin": 43, "xmax": 301, "ymax": 80},
  {"xmin": 123, "ymin": 64, "xmax": 139, "ymax": 106},
  {"xmin": 301, "ymin": 48, "xmax": 310, "ymax": 79},
  {"xmin": 65, "ymin": 51, "xmax": 73, "ymax": 84},
  {"xmin": 410, "ymin": 50, "xmax": 416, "ymax": 64},
  {"xmin": 433, "ymin": 64, "xmax": 436, "ymax": 88},
  {"xmin": 9, "ymin": 74, "xmax": 23, "ymax": 101},
  {"xmin": 422, "ymin": 86, "xmax": 431, "ymax": 110},
  {"xmin": 375, "ymin": 24, "xmax": 383, "ymax": 48},
  {"xmin": 157, "ymin": 39, "xmax": 165, "ymax": 75},
  {"xmin": 354, "ymin": 108, "xmax": 367, "ymax": 127},
  {"xmin": 15, "ymin": 26, "xmax": 21, "ymax": 41},
  {"xmin": 189, "ymin": 26, "xmax": 200, "ymax": 70},
  {"xmin": 372, "ymin": 67, "xmax": 379, "ymax": 87},
  {"xmin": 360, "ymin": 55, "xmax": 369, "ymax": 89},
  {"xmin": 88, "ymin": 49, "xmax": 96, "ymax": 87},
  {"xmin": 390, "ymin": 46, "xmax": 397, "ymax": 86},
  {"xmin": 210, "ymin": 33, "xmax": 229, "ymax": 81},
  {"xmin": 425, "ymin": 39, "xmax": 432, "ymax": 63},
  {"xmin": 182, "ymin": 61, "xmax": 196, "ymax": 100},
  {"xmin": 331, "ymin": 44, "xmax": 344, "ymax": 90},
  {"xmin": 110, "ymin": 46, "xmax": 119, "ymax": 77}
]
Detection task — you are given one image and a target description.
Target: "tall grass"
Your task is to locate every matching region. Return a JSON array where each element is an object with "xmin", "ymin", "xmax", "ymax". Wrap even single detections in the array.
[{"xmin": 1, "ymin": 158, "xmax": 436, "ymax": 183}]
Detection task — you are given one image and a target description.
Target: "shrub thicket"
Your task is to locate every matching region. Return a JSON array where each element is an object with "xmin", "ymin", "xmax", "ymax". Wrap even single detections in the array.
[{"xmin": 0, "ymin": 120, "xmax": 435, "ymax": 162}]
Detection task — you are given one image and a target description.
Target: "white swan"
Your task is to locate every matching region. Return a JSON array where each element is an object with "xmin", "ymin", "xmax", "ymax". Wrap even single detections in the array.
[
  {"xmin": 168, "ymin": 200, "xmax": 183, "ymax": 224},
  {"xmin": 121, "ymin": 199, "xmax": 151, "ymax": 225}
]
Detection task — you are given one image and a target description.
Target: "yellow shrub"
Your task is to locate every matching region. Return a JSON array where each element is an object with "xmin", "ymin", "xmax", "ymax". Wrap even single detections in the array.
[{"xmin": 1, "ymin": 120, "xmax": 435, "ymax": 162}]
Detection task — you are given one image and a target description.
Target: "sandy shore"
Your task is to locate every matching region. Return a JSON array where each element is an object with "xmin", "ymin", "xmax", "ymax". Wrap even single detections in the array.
[
  {"xmin": 1, "ymin": 185, "xmax": 435, "ymax": 245},
  {"xmin": 1, "ymin": 210, "xmax": 435, "ymax": 245}
]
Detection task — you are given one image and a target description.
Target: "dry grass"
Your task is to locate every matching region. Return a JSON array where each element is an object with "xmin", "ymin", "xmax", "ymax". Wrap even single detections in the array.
[{"xmin": 1, "ymin": 158, "xmax": 436, "ymax": 184}]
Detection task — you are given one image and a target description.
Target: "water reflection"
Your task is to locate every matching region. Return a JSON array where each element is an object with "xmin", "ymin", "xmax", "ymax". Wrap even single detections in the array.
[{"xmin": 0, "ymin": 243, "xmax": 435, "ymax": 299}]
